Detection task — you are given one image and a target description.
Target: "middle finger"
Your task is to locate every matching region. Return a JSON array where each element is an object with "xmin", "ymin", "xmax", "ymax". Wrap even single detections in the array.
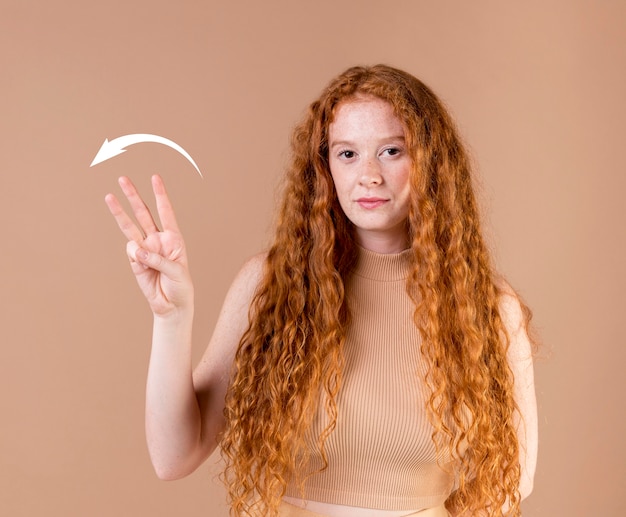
[
  {"xmin": 118, "ymin": 176, "xmax": 160, "ymax": 236},
  {"xmin": 105, "ymin": 192, "xmax": 145, "ymax": 243}
]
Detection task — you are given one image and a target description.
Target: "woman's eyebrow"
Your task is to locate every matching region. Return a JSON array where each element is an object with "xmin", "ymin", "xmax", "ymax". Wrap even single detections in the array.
[{"xmin": 329, "ymin": 135, "xmax": 405, "ymax": 149}]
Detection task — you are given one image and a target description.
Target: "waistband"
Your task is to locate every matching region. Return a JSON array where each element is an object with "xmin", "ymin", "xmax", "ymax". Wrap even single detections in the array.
[{"xmin": 277, "ymin": 501, "xmax": 450, "ymax": 517}]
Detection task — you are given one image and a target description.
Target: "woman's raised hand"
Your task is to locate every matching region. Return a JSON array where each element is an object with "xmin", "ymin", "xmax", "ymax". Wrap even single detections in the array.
[{"xmin": 105, "ymin": 175, "xmax": 193, "ymax": 318}]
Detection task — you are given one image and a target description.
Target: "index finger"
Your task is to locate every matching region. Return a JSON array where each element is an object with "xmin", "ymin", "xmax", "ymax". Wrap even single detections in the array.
[
  {"xmin": 104, "ymin": 192, "xmax": 145, "ymax": 243},
  {"xmin": 152, "ymin": 175, "xmax": 181, "ymax": 233}
]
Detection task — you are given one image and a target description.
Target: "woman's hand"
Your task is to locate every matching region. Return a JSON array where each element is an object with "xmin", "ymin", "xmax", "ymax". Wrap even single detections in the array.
[{"xmin": 105, "ymin": 175, "xmax": 193, "ymax": 317}]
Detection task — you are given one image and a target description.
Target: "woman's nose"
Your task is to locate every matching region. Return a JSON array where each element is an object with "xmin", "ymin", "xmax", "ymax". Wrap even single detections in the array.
[{"xmin": 359, "ymin": 159, "xmax": 383, "ymax": 186}]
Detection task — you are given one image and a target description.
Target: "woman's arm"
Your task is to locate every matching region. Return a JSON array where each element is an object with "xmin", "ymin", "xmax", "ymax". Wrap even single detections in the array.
[
  {"xmin": 144, "ymin": 254, "xmax": 264, "ymax": 480},
  {"xmin": 105, "ymin": 175, "xmax": 264, "ymax": 480},
  {"xmin": 500, "ymin": 292, "xmax": 538, "ymax": 501},
  {"xmin": 449, "ymin": 291, "xmax": 538, "ymax": 517}
]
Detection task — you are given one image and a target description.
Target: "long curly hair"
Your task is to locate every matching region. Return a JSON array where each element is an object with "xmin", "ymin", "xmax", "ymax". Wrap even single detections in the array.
[{"xmin": 221, "ymin": 64, "xmax": 529, "ymax": 516}]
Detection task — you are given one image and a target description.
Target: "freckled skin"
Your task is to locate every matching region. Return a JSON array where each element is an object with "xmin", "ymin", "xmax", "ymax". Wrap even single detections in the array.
[{"xmin": 328, "ymin": 97, "xmax": 411, "ymax": 254}]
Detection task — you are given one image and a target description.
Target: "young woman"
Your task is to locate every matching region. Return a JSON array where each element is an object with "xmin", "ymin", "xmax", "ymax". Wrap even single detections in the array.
[{"xmin": 105, "ymin": 65, "xmax": 537, "ymax": 517}]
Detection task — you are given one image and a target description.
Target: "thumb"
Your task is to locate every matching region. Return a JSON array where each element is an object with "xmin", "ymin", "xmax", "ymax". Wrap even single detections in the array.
[
  {"xmin": 134, "ymin": 246, "xmax": 164, "ymax": 271},
  {"xmin": 127, "ymin": 241, "xmax": 181, "ymax": 279},
  {"xmin": 135, "ymin": 247, "xmax": 152, "ymax": 266}
]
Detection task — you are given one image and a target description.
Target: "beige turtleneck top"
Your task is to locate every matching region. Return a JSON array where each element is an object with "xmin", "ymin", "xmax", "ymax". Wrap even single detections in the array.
[{"xmin": 284, "ymin": 247, "xmax": 454, "ymax": 510}]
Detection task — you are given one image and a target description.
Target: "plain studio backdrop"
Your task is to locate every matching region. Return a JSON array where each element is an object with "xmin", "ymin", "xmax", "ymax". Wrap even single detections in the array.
[{"xmin": 1, "ymin": 1, "xmax": 624, "ymax": 515}]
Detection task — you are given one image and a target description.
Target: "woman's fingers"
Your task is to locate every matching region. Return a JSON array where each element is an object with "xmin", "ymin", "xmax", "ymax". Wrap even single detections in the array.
[
  {"xmin": 152, "ymin": 175, "xmax": 181, "ymax": 234},
  {"xmin": 127, "ymin": 240, "xmax": 185, "ymax": 280},
  {"xmin": 106, "ymin": 175, "xmax": 187, "ymax": 276},
  {"xmin": 118, "ymin": 176, "xmax": 160, "ymax": 236},
  {"xmin": 105, "ymin": 192, "xmax": 145, "ymax": 243}
]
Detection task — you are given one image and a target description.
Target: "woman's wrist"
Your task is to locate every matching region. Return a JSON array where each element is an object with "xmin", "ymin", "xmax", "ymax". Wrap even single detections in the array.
[{"xmin": 153, "ymin": 303, "xmax": 194, "ymax": 324}]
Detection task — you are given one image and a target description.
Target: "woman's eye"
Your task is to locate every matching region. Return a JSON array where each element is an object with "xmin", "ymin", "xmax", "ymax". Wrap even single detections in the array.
[
  {"xmin": 339, "ymin": 150, "xmax": 355, "ymax": 159},
  {"xmin": 383, "ymin": 147, "xmax": 401, "ymax": 156}
]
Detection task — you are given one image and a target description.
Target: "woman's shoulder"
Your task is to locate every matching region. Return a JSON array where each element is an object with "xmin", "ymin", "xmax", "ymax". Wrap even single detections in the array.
[
  {"xmin": 493, "ymin": 276, "xmax": 535, "ymax": 360},
  {"xmin": 225, "ymin": 252, "xmax": 267, "ymax": 296},
  {"xmin": 495, "ymin": 278, "xmax": 523, "ymax": 322},
  {"xmin": 223, "ymin": 251, "xmax": 268, "ymax": 306},
  {"xmin": 195, "ymin": 252, "xmax": 269, "ymax": 375},
  {"xmin": 237, "ymin": 251, "xmax": 267, "ymax": 280},
  {"xmin": 233, "ymin": 251, "xmax": 267, "ymax": 290}
]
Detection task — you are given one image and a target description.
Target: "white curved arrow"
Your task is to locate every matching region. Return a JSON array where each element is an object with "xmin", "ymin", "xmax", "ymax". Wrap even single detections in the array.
[{"xmin": 90, "ymin": 134, "xmax": 203, "ymax": 177}]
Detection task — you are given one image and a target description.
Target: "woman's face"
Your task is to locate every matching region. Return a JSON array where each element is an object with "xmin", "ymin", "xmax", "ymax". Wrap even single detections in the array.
[{"xmin": 328, "ymin": 96, "xmax": 411, "ymax": 254}]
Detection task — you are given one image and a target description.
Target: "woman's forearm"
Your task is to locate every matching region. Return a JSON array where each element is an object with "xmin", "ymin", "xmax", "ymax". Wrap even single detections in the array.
[{"xmin": 145, "ymin": 308, "xmax": 205, "ymax": 480}]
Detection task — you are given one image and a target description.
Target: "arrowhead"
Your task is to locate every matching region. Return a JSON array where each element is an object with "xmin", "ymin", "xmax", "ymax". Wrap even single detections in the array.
[{"xmin": 90, "ymin": 138, "xmax": 127, "ymax": 167}]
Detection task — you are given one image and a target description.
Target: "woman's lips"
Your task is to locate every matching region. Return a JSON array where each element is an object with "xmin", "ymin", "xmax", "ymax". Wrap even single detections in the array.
[{"xmin": 356, "ymin": 197, "xmax": 387, "ymax": 209}]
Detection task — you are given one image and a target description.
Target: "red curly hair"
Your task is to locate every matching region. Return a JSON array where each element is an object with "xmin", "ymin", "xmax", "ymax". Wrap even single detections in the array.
[{"xmin": 221, "ymin": 64, "xmax": 529, "ymax": 516}]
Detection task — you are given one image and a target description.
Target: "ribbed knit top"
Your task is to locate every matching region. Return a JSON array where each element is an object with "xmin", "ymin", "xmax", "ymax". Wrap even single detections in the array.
[{"xmin": 284, "ymin": 247, "xmax": 454, "ymax": 510}]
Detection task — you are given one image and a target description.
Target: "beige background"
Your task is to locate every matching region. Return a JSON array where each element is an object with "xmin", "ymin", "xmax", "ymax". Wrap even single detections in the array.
[{"xmin": 2, "ymin": 1, "xmax": 624, "ymax": 515}]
